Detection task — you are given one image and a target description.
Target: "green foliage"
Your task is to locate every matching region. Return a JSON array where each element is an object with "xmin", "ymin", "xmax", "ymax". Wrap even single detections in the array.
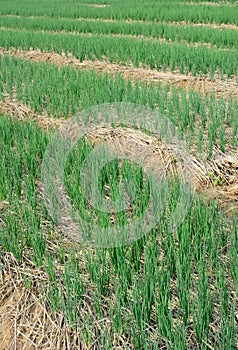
[
  {"xmin": 0, "ymin": 15, "xmax": 238, "ymax": 49},
  {"xmin": 0, "ymin": 0, "xmax": 238, "ymax": 24},
  {"xmin": 0, "ymin": 117, "xmax": 237, "ymax": 348},
  {"xmin": 0, "ymin": 27, "xmax": 238, "ymax": 78},
  {"xmin": 0, "ymin": 1, "xmax": 237, "ymax": 347},
  {"xmin": 0, "ymin": 55, "xmax": 237, "ymax": 154}
]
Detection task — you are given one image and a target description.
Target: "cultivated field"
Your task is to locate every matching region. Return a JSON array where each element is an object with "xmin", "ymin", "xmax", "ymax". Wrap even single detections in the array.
[{"xmin": 0, "ymin": 0, "xmax": 237, "ymax": 349}]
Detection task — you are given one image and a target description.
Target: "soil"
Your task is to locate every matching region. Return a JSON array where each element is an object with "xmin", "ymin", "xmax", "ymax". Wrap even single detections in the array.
[
  {"xmin": 174, "ymin": 20, "xmax": 238, "ymax": 30},
  {"xmin": 184, "ymin": 1, "xmax": 238, "ymax": 6},
  {"xmin": 83, "ymin": 3, "xmax": 109, "ymax": 7}
]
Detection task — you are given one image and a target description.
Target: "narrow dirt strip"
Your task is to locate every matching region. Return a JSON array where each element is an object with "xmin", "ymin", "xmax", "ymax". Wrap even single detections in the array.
[
  {"xmin": 183, "ymin": 1, "xmax": 238, "ymax": 6},
  {"xmin": 174, "ymin": 20, "xmax": 238, "ymax": 30},
  {"xmin": 1, "ymin": 47, "xmax": 238, "ymax": 100},
  {"xmin": 1, "ymin": 13, "xmax": 238, "ymax": 30}
]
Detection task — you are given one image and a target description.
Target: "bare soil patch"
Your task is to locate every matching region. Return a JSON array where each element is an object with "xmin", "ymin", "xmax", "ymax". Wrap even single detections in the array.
[
  {"xmin": 184, "ymin": 1, "xmax": 238, "ymax": 6},
  {"xmin": 173, "ymin": 20, "xmax": 238, "ymax": 30},
  {"xmin": 1, "ymin": 47, "xmax": 238, "ymax": 101},
  {"xmin": 83, "ymin": 3, "xmax": 109, "ymax": 7}
]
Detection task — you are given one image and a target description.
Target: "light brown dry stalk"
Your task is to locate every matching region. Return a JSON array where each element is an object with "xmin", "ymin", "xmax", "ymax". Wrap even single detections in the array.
[{"xmin": 0, "ymin": 252, "xmax": 114, "ymax": 350}]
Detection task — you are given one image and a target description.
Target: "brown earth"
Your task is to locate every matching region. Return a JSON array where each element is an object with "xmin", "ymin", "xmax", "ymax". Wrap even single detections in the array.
[
  {"xmin": 82, "ymin": 3, "xmax": 109, "ymax": 7},
  {"xmin": 184, "ymin": 1, "xmax": 238, "ymax": 6},
  {"xmin": 1, "ymin": 47, "xmax": 238, "ymax": 101},
  {"xmin": 73, "ymin": 17, "xmax": 238, "ymax": 31},
  {"xmin": 174, "ymin": 20, "xmax": 238, "ymax": 30}
]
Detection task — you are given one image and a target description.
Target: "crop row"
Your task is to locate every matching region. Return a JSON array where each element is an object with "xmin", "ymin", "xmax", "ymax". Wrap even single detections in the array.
[
  {"xmin": 1, "ymin": 55, "xmax": 237, "ymax": 156},
  {"xmin": 0, "ymin": 15, "xmax": 238, "ymax": 49},
  {"xmin": 0, "ymin": 113, "xmax": 237, "ymax": 348},
  {"xmin": 1, "ymin": 28, "xmax": 238, "ymax": 79},
  {"xmin": 0, "ymin": 0, "xmax": 238, "ymax": 24}
]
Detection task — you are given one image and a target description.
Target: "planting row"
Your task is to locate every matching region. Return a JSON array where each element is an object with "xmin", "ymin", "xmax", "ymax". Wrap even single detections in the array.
[
  {"xmin": 0, "ymin": 15, "xmax": 238, "ymax": 49},
  {"xmin": 0, "ymin": 0, "xmax": 238, "ymax": 24},
  {"xmin": 0, "ymin": 114, "xmax": 237, "ymax": 348},
  {"xmin": 0, "ymin": 55, "xmax": 237, "ymax": 156},
  {"xmin": 0, "ymin": 28, "xmax": 238, "ymax": 78}
]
